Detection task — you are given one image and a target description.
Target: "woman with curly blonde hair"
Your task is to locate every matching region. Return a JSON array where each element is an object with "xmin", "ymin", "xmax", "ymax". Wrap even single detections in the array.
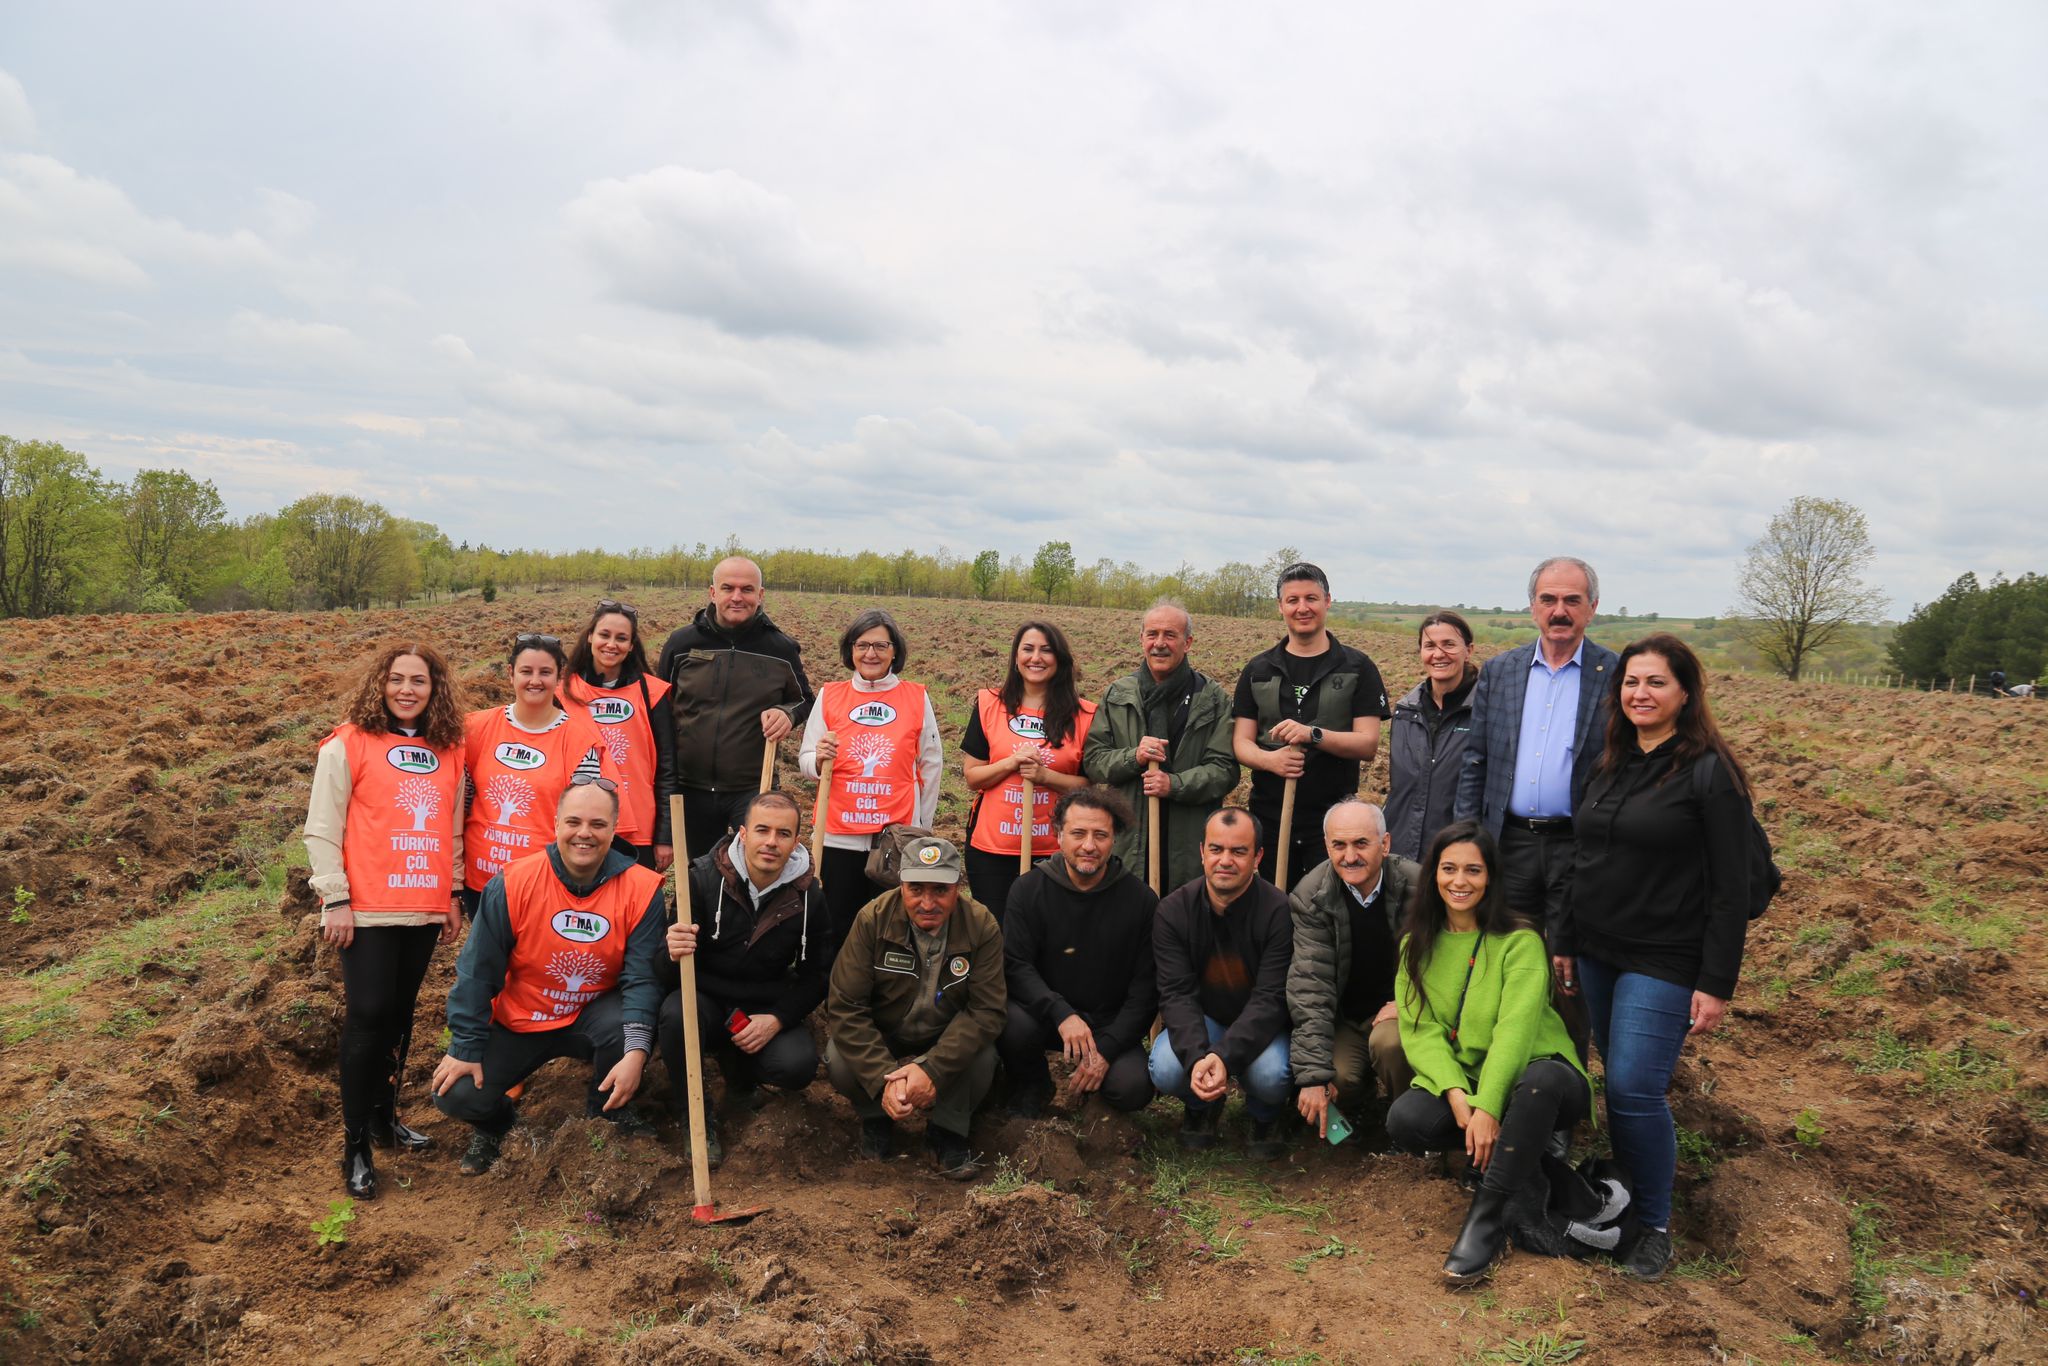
[{"xmin": 304, "ymin": 642, "xmax": 468, "ymax": 1199}]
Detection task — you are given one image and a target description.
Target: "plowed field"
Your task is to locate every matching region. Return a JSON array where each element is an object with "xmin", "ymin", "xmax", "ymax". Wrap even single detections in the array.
[{"xmin": 1, "ymin": 590, "xmax": 2042, "ymax": 1364}]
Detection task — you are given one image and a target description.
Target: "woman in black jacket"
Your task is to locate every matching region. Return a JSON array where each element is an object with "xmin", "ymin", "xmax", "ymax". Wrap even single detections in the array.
[
  {"xmin": 1386, "ymin": 610, "xmax": 1478, "ymax": 863},
  {"xmin": 1551, "ymin": 634, "xmax": 1753, "ymax": 1283}
]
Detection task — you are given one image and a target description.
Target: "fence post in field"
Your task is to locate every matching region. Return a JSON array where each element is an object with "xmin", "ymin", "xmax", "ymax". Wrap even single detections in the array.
[{"xmin": 1967, "ymin": 675, "xmax": 1975, "ymax": 695}]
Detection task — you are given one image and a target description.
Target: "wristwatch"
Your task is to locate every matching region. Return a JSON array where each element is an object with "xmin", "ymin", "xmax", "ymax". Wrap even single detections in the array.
[{"xmin": 1309, "ymin": 726, "xmax": 1324, "ymax": 747}]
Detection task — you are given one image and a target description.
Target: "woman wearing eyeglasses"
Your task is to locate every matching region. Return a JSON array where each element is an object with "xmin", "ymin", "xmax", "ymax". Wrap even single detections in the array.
[
  {"xmin": 460, "ymin": 632, "xmax": 624, "ymax": 916},
  {"xmin": 562, "ymin": 600, "xmax": 677, "ymax": 873},
  {"xmin": 798, "ymin": 609, "xmax": 944, "ymax": 941}
]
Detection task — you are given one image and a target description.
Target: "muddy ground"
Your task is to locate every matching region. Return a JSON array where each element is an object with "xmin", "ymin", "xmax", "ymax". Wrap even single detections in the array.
[{"xmin": 0, "ymin": 589, "xmax": 2042, "ymax": 1364}]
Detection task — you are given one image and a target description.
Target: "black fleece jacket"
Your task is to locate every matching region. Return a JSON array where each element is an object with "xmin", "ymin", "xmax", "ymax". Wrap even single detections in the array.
[
  {"xmin": 659, "ymin": 842, "xmax": 830, "ymax": 1028},
  {"xmin": 654, "ymin": 606, "xmax": 815, "ymax": 794},
  {"xmin": 1003, "ymin": 855, "xmax": 1159, "ymax": 1060},
  {"xmin": 1154, "ymin": 874, "xmax": 1293, "ymax": 1076}
]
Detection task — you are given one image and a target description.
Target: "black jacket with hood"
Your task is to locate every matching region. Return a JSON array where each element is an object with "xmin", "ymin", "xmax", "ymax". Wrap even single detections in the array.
[
  {"xmin": 1002, "ymin": 855, "xmax": 1160, "ymax": 1061},
  {"xmin": 661, "ymin": 838, "xmax": 829, "ymax": 1029},
  {"xmin": 655, "ymin": 605, "xmax": 815, "ymax": 794}
]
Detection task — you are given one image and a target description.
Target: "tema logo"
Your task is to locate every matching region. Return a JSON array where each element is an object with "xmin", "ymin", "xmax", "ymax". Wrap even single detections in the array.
[
  {"xmin": 588, "ymin": 698, "xmax": 636, "ymax": 725},
  {"xmin": 551, "ymin": 909, "xmax": 612, "ymax": 943},
  {"xmin": 849, "ymin": 701, "xmax": 898, "ymax": 727},
  {"xmin": 1007, "ymin": 714, "xmax": 1046, "ymax": 740},
  {"xmin": 386, "ymin": 746, "xmax": 440, "ymax": 774},
  {"xmin": 495, "ymin": 742, "xmax": 547, "ymax": 770}
]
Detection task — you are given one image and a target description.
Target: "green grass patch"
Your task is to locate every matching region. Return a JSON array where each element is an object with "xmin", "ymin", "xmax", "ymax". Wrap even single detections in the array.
[
  {"xmin": 1919, "ymin": 1039, "xmax": 2014, "ymax": 1097},
  {"xmin": 1672, "ymin": 1250, "xmax": 1741, "ymax": 1279},
  {"xmin": 1849, "ymin": 1203, "xmax": 1893, "ymax": 1320},
  {"xmin": 1827, "ymin": 969, "xmax": 1882, "ymax": 999},
  {"xmin": 1855, "ymin": 1027, "xmax": 1918, "ymax": 1075},
  {"xmin": 1469, "ymin": 1331, "xmax": 1587, "ymax": 1365}
]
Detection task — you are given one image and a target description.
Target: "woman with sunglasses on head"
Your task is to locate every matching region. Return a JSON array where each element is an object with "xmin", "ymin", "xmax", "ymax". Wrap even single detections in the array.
[
  {"xmin": 798, "ymin": 609, "xmax": 944, "ymax": 942},
  {"xmin": 1388, "ymin": 820, "xmax": 1590, "ymax": 1285},
  {"xmin": 305, "ymin": 642, "xmax": 466, "ymax": 1199},
  {"xmin": 562, "ymin": 600, "xmax": 677, "ymax": 873},
  {"xmin": 1551, "ymin": 635, "xmax": 1754, "ymax": 1283},
  {"xmin": 960, "ymin": 620, "xmax": 1096, "ymax": 920},
  {"xmin": 461, "ymin": 632, "xmax": 624, "ymax": 916}
]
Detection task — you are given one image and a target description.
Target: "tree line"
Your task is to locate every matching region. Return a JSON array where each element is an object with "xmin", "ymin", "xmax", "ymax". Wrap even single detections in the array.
[
  {"xmin": 1888, "ymin": 571, "xmax": 2048, "ymax": 686},
  {"xmin": 0, "ymin": 435, "xmax": 1312, "ymax": 619}
]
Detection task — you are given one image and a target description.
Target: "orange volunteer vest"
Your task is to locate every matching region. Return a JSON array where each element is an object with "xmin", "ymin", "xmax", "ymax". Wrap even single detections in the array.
[
  {"xmin": 561, "ymin": 673, "xmax": 672, "ymax": 844},
  {"xmin": 489, "ymin": 850, "xmax": 662, "ymax": 1031},
  {"xmin": 330, "ymin": 724, "xmax": 464, "ymax": 914},
  {"xmin": 462, "ymin": 707, "xmax": 620, "ymax": 891},
  {"xmin": 818, "ymin": 678, "xmax": 928, "ymax": 836},
  {"xmin": 967, "ymin": 690, "xmax": 1097, "ymax": 857}
]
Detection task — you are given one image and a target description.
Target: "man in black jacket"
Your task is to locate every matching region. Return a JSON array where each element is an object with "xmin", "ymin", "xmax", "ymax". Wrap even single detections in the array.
[
  {"xmin": 1149, "ymin": 807, "xmax": 1294, "ymax": 1159},
  {"xmin": 655, "ymin": 556, "xmax": 816, "ymax": 859},
  {"xmin": 999, "ymin": 786, "xmax": 1159, "ymax": 1117},
  {"xmin": 660, "ymin": 791, "xmax": 827, "ymax": 1166}
]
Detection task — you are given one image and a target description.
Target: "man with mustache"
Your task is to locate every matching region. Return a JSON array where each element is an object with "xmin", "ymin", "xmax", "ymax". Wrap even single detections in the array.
[
  {"xmin": 1286, "ymin": 799, "xmax": 1419, "ymax": 1141},
  {"xmin": 1454, "ymin": 557, "xmax": 1619, "ymax": 947},
  {"xmin": 1082, "ymin": 598, "xmax": 1239, "ymax": 892}
]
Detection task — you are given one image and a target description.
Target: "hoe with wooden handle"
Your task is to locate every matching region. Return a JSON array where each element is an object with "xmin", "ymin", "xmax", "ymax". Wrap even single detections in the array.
[
  {"xmin": 1146, "ymin": 760, "xmax": 1163, "ymax": 895},
  {"xmin": 1018, "ymin": 777, "xmax": 1035, "ymax": 873},
  {"xmin": 810, "ymin": 754, "xmax": 832, "ymax": 874},
  {"xmin": 1275, "ymin": 767, "xmax": 1299, "ymax": 889},
  {"xmin": 668, "ymin": 792, "xmax": 766, "ymax": 1226}
]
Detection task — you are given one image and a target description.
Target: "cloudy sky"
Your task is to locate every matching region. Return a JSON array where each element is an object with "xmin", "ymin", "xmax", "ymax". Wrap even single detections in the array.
[{"xmin": 2, "ymin": 2, "xmax": 2042, "ymax": 616}]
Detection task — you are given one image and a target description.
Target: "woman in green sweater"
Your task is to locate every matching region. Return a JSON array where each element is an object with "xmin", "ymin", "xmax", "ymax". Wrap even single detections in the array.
[{"xmin": 1389, "ymin": 819, "xmax": 1591, "ymax": 1284}]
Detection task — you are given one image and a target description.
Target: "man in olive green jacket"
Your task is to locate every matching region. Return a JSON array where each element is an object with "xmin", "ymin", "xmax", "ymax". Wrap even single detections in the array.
[
  {"xmin": 1082, "ymin": 600, "xmax": 1240, "ymax": 893},
  {"xmin": 1288, "ymin": 799, "xmax": 1420, "ymax": 1140},
  {"xmin": 825, "ymin": 836, "xmax": 1005, "ymax": 1178}
]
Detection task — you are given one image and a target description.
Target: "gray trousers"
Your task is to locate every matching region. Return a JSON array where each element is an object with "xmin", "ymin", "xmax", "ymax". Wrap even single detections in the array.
[{"xmin": 825, "ymin": 1036, "xmax": 996, "ymax": 1138}]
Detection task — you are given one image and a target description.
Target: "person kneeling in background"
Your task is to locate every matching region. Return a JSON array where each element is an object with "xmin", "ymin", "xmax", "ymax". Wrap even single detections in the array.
[{"xmin": 825, "ymin": 837, "xmax": 1005, "ymax": 1179}]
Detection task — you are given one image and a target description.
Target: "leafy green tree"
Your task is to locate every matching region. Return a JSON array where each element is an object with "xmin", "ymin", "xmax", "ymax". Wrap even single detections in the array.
[
  {"xmin": 117, "ymin": 469, "xmax": 226, "ymax": 602},
  {"xmin": 0, "ymin": 437, "xmax": 113, "ymax": 618},
  {"xmin": 277, "ymin": 493, "xmax": 397, "ymax": 609},
  {"xmin": 1029, "ymin": 540, "xmax": 1075, "ymax": 603},
  {"xmin": 1888, "ymin": 572, "xmax": 1979, "ymax": 682},
  {"xmin": 1732, "ymin": 496, "xmax": 1888, "ymax": 680},
  {"xmin": 970, "ymin": 549, "xmax": 1001, "ymax": 600}
]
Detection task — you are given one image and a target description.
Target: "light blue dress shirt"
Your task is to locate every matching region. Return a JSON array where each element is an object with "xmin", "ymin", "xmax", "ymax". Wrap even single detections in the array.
[{"xmin": 1507, "ymin": 640, "xmax": 1585, "ymax": 819}]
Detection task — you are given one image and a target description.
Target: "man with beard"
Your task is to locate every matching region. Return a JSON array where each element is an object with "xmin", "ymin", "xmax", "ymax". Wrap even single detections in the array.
[
  {"xmin": 1082, "ymin": 599, "xmax": 1239, "ymax": 893},
  {"xmin": 655, "ymin": 557, "xmax": 816, "ymax": 860},
  {"xmin": 430, "ymin": 778, "xmax": 666, "ymax": 1175},
  {"xmin": 826, "ymin": 837, "xmax": 1005, "ymax": 1179},
  {"xmin": 997, "ymin": 787, "xmax": 1159, "ymax": 1117},
  {"xmin": 1150, "ymin": 808, "xmax": 1295, "ymax": 1159},
  {"xmin": 1454, "ymin": 557, "xmax": 1618, "ymax": 942},
  {"xmin": 1287, "ymin": 799, "xmax": 1419, "ymax": 1140}
]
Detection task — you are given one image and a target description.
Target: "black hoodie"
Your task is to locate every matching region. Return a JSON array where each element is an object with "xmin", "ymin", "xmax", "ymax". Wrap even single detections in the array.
[
  {"xmin": 1002, "ymin": 855, "xmax": 1159, "ymax": 1060},
  {"xmin": 654, "ymin": 605, "xmax": 815, "ymax": 793}
]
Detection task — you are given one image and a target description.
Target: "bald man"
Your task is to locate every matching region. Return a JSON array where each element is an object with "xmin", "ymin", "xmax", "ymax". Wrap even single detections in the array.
[{"xmin": 656, "ymin": 556, "xmax": 816, "ymax": 859}]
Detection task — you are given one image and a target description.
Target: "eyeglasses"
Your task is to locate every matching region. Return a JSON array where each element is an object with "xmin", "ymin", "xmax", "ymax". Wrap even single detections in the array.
[
  {"xmin": 852, "ymin": 642, "xmax": 894, "ymax": 655},
  {"xmin": 596, "ymin": 600, "xmax": 638, "ymax": 621},
  {"xmin": 513, "ymin": 632, "xmax": 562, "ymax": 651},
  {"xmin": 570, "ymin": 775, "xmax": 619, "ymax": 792}
]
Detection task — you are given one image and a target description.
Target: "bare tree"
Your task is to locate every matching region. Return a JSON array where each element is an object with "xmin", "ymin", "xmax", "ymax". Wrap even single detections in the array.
[{"xmin": 1733, "ymin": 496, "xmax": 1888, "ymax": 680}]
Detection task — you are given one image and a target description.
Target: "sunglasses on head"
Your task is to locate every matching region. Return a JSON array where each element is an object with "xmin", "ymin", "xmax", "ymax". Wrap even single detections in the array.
[
  {"xmin": 570, "ymin": 775, "xmax": 619, "ymax": 792},
  {"xmin": 513, "ymin": 632, "xmax": 562, "ymax": 651},
  {"xmin": 596, "ymin": 599, "xmax": 638, "ymax": 622}
]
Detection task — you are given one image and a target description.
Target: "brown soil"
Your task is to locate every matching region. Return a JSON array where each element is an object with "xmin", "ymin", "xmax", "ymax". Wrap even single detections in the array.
[{"xmin": 1, "ymin": 590, "xmax": 2043, "ymax": 1363}]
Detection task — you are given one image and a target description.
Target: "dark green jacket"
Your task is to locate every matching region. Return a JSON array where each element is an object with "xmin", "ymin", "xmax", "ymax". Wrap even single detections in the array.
[
  {"xmin": 826, "ymin": 887, "xmax": 1005, "ymax": 1098},
  {"xmin": 1285, "ymin": 854, "xmax": 1419, "ymax": 1087},
  {"xmin": 1082, "ymin": 669, "xmax": 1239, "ymax": 890}
]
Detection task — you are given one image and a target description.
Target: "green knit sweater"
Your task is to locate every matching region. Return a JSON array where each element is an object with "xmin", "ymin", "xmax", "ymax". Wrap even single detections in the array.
[{"xmin": 1396, "ymin": 927, "xmax": 1588, "ymax": 1121}]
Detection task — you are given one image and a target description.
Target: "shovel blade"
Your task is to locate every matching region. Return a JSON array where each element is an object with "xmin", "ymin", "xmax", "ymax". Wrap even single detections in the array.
[{"xmin": 691, "ymin": 1202, "xmax": 767, "ymax": 1226}]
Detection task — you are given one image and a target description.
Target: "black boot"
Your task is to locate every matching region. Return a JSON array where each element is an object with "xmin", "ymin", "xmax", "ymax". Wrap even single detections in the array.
[
  {"xmin": 369, "ymin": 1024, "xmax": 434, "ymax": 1151},
  {"xmin": 1443, "ymin": 1185, "xmax": 1510, "ymax": 1285},
  {"xmin": 342, "ymin": 1127, "xmax": 377, "ymax": 1199}
]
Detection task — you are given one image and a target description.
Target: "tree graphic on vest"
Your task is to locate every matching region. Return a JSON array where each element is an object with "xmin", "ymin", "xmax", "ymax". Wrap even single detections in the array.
[
  {"xmin": 394, "ymin": 778, "xmax": 442, "ymax": 831},
  {"xmin": 485, "ymin": 775, "xmax": 535, "ymax": 824},
  {"xmin": 546, "ymin": 948, "xmax": 609, "ymax": 996},
  {"xmin": 843, "ymin": 730, "xmax": 895, "ymax": 778},
  {"xmin": 600, "ymin": 726, "xmax": 632, "ymax": 770}
]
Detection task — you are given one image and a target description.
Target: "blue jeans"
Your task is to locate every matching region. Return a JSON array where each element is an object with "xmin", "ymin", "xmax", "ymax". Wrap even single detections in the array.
[
  {"xmin": 1148, "ymin": 1018, "xmax": 1292, "ymax": 1122},
  {"xmin": 1574, "ymin": 954, "xmax": 1691, "ymax": 1229}
]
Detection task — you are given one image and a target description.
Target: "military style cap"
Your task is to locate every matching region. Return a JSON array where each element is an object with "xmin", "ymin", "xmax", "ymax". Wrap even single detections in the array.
[{"xmin": 898, "ymin": 836, "xmax": 963, "ymax": 885}]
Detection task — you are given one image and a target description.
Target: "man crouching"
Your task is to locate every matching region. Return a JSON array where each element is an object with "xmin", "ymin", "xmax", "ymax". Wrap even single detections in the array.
[{"xmin": 825, "ymin": 836, "xmax": 1005, "ymax": 1179}]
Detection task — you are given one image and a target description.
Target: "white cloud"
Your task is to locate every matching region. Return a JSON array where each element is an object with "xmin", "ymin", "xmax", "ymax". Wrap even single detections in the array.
[{"xmin": 0, "ymin": 71, "xmax": 34, "ymax": 144}]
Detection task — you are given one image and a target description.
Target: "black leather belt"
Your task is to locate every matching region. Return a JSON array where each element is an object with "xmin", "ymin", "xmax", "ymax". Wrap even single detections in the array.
[{"xmin": 1504, "ymin": 813, "xmax": 1574, "ymax": 835}]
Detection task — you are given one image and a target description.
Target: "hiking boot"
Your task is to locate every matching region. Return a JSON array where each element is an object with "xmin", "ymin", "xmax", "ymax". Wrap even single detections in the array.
[
  {"xmin": 859, "ymin": 1117, "xmax": 896, "ymax": 1161},
  {"xmin": 1246, "ymin": 1116, "xmax": 1288, "ymax": 1162},
  {"xmin": 927, "ymin": 1126, "xmax": 980, "ymax": 1181},
  {"xmin": 1443, "ymin": 1185, "xmax": 1510, "ymax": 1286},
  {"xmin": 368, "ymin": 1106, "xmax": 434, "ymax": 1153},
  {"xmin": 1006, "ymin": 1081, "xmax": 1053, "ymax": 1120},
  {"xmin": 603, "ymin": 1107, "xmax": 660, "ymax": 1141},
  {"xmin": 1176, "ymin": 1105, "xmax": 1220, "ymax": 1151},
  {"xmin": 1624, "ymin": 1227, "xmax": 1673, "ymax": 1282},
  {"xmin": 342, "ymin": 1127, "xmax": 377, "ymax": 1199},
  {"xmin": 458, "ymin": 1130, "xmax": 503, "ymax": 1176}
]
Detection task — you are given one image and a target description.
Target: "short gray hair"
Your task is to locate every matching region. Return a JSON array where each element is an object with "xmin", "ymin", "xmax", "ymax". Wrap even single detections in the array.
[
  {"xmin": 1143, "ymin": 596, "xmax": 1193, "ymax": 636},
  {"xmin": 1322, "ymin": 797, "xmax": 1386, "ymax": 837},
  {"xmin": 1528, "ymin": 557, "xmax": 1599, "ymax": 605}
]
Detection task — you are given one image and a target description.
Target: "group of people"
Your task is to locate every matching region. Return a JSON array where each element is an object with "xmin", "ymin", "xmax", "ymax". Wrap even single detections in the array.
[{"xmin": 305, "ymin": 554, "xmax": 1757, "ymax": 1286}]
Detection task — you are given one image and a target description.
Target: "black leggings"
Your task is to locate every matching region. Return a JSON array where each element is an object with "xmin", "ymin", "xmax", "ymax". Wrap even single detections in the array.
[
  {"xmin": 678, "ymin": 787, "xmax": 759, "ymax": 863},
  {"xmin": 965, "ymin": 845, "xmax": 1039, "ymax": 923},
  {"xmin": 819, "ymin": 846, "xmax": 879, "ymax": 954},
  {"xmin": 996, "ymin": 1002, "xmax": 1154, "ymax": 1112},
  {"xmin": 338, "ymin": 924, "xmax": 441, "ymax": 1131},
  {"xmin": 1386, "ymin": 1057, "xmax": 1590, "ymax": 1195}
]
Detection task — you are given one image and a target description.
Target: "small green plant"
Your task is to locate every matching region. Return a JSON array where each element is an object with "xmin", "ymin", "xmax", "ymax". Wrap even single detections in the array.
[
  {"xmin": 1848, "ymin": 1202, "xmax": 1892, "ymax": 1320},
  {"xmin": 1673, "ymin": 1251, "xmax": 1741, "ymax": 1279},
  {"xmin": 1674, "ymin": 1125, "xmax": 1720, "ymax": 1168},
  {"xmin": 985, "ymin": 1152, "xmax": 1032, "ymax": 1195},
  {"xmin": 311, "ymin": 1197, "xmax": 356, "ymax": 1252},
  {"xmin": 1474, "ymin": 1331, "xmax": 1587, "ymax": 1365},
  {"xmin": 1793, "ymin": 1108, "xmax": 1825, "ymax": 1150},
  {"xmin": 9, "ymin": 886, "xmax": 33, "ymax": 925},
  {"xmin": 1828, "ymin": 969, "xmax": 1881, "ymax": 998},
  {"xmin": 1119, "ymin": 1236, "xmax": 1153, "ymax": 1280},
  {"xmin": 702, "ymin": 1250, "xmax": 737, "ymax": 1288},
  {"xmin": 1286, "ymin": 1235, "xmax": 1355, "ymax": 1274},
  {"xmin": 588, "ymin": 1127, "xmax": 607, "ymax": 1152}
]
